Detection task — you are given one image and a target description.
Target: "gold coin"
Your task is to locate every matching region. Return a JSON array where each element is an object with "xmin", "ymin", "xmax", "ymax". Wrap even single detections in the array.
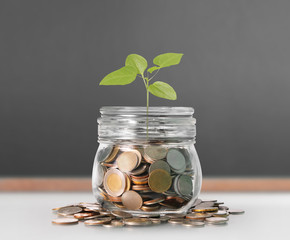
[
  {"xmin": 52, "ymin": 218, "xmax": 79, "ymax": 225},
  {"xmin": 121, "ymin": 191, "xmax": 143, "ymax": 210},
  {"xmin": 193, "ymin": 207, "xmax": 219, "ymax": 213},
  {"xmin": 117, "ymin": 151, "xmax": 139, "ymax": 172},
  {"xmin": 148, "ymin": 169, "xmax": 172, "ymax": 193},
  {"xmin": 124, "ymin": 174, "xmax": 131, "ymax": 191},
  {"xmin": 104, "ymin": 169, "xmax": 126, "ymax": 197},
  {"xmin": 107, "ymin": 195, "xmax": 122, "ymax": 202},
  {"xmin": 186, "ymin": 213, "xmax": 212, "ymax": 220},
  {"xmin": 124, "ymin": 218, "xmax": 152, "ymax": 226},
  {"xmin": 104, "ymin": 146, "xmax": 119, "ymax": 163}
]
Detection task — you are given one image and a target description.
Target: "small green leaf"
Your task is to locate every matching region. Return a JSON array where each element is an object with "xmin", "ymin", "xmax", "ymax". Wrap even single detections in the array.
[
  {"xmin": 147, "ymin": 66, "xmax": 160, "ymax": 74},
  {"xmin": 99, "ymin": 66, "xmax": 137, "ymax": 85},
  {"xmin": 125, "ymin": 54, "xmax": 147, "ymax": 75},
  {"xmin": 153, "ymin": 53, "xmax": 184, "ymax": 68},
  {"xmin": 148, "ymin": 81, "xmax": 177, "ymax": 100}
]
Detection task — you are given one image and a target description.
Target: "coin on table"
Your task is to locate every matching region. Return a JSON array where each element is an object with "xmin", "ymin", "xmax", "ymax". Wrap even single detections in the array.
[
  {"xmin": 193, "ymin": 207, "xmax": 219, "ymax": 213},
  {"xmin": 205, "ymin": 217, "xmax": 228, "ymax": 224},
  {"xmin": 111, "ymin": 210, "xmax": 132, "ymax": 218},
  {"xmin": 186, "ymin": 213, "xmax": 212, "ymax": 220},
  {"xmin": 219, "ymin": 206, "xmax": 229, "ymax": 211},
  {"xmin": 124, "ymin": 218, "xmax": 152, "ymax": 226},
  {"xmin": 74, "ymin": 212, "xmax": 98, "ymax": 219},
  {"xmin": 103, "ymin": 220, "xmax": 125, "ymax": 227},
  {"xmin": 195, "ymin": 201, "xmax": 215, "ymax": 208},
  {"xmin": 150, "ymin": 218, "xmax": 161, "ymax": 224},
  {"xmin": 192, "ymin": 198, "xmax": 202, "ymax": 207},
  {"xmin": 52, "ymin": 218, "xmax": 79, "ymax": 225},
  {"xmin": 229, "ymin": 209, "xmax": 245, "ymax": 215},
  {"xmin": 212, "ymin": 211, "xmax": 229, "ymax": 217},
  {"xmin": 57, "ymin": 206, "xmax": 83, "ymax": 216},
  {"xmin": 182, "ymin": 220, "xmax": 205, "ymax": 227},
  {"xmin": 148, "ymin": 169, "xmax": 172, "ymax": 193},
  {"xmin": 104, "ymin": 168, "xmax": 126, "ymax": 197},
  {"xmin": 117, "ymin": 151, "xmax": 140, "ymax": 172},
  {"xmin": 84, "ymin": 217, "xmax": 112, "ymax": 225},
  {"xmin": 168, "ymin": 218, "xmax": 184, "ymax": 224},
  {"xmin": 121, "ymin": 190, "xmax": 143, "ymax": 210},
  {"xmin": 149, "ymin": 160, "xmax": 171, "ymax": 174},
  {"xmin": 144, "ymin": 146, "xmax": 168, "ymax": 163},
  {"xmin": 166, "ymin": 149, "xmax": 186, "ymax": 174}
]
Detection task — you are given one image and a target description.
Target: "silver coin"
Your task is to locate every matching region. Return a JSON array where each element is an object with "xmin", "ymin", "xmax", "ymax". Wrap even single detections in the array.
[
  {"xmin": 205, "ymin": 217, "xmax": 229, "ymax": 223},
  {"xmin": 97, "ymin": 145, "xmax": 114, "ymax": 162},
  {"xmin": 111, "ymin": 210, "xmax": 132, "ymax": 218},
  {"xmin": 183, "ymin": 220, "xmax": 205, "ymax": 227},
  {"xmin": 166, "ymin": 149, "xmax": 186, "ymax": 173},
  {"xmin": 124, "ymin": 218, "xmax": 152, "ymax": 226},
  {"xmin": 229, "ymin": 209, "xmax": 245, "ymax": 215},
  {"xmin": 57, "ymin": 206, "xmax": 83, "ymax": 216},
  {"xmin": 177, "ymin": 175, "xmax": 193, "ymax": 196},
  {"xmin": 149, "ymin": 160, "xmax": 171, "ymax": 174}
]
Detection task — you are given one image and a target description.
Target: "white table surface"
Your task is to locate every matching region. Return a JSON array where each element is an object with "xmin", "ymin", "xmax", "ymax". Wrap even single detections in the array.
[{"xmin": 1, "ymin": 192, "xmax": 289, "ymax": 240}]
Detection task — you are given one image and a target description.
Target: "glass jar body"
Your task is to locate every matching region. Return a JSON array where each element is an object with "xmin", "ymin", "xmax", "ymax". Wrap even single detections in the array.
[{"xmin": 92, "ymin": 141, "xmax": 202, "ymax": 214}]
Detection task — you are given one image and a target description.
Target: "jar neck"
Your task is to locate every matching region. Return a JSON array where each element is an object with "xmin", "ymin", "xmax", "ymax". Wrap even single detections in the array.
[{"xmin": 98, "ymin": 106, "xmax": 196, "ymax": 144}]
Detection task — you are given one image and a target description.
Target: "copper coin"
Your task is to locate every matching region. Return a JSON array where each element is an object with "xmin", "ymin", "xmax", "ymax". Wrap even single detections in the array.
[
  {"xmin": 103, "ymin": 168, "xmax": 126, "ymax": 197},
  {"xmin": 121, "ymin": 191, "xmax": 143, "ymax": 210},
  {"xmin": 117, "ymin": 151, "xmax": 139, "ymax": 172},
  {"xmin": 159, "ymin": 199, "xmax": 183, "ymax": 209},
  {"xmin": 107, "ymin": 195, "xmax": 122, "ymax": 202},
  {"xmin": 132, "ymin": 185, "xmax": 151, "ymax": 191},
  {"xmin": 113, "ymin": 203, "xmax": 126, "ymax": 209},
  {"xmin": 148, "ymin": 169, "xmax": 172, "ymax": 193},
  {"xmin": 74, "ymin": 212, "xmax": 98, "ymax": 219},
  {"xmin": 103, "ymin": 220, "xmax": 124, "ymax": 227},
  {"xmin": 143, "ymin": 196, "xmax": 165, "ymax": 205},
  {"xmin": 52, "ymin": 218, "xmax": 79, "ymax": 225}
]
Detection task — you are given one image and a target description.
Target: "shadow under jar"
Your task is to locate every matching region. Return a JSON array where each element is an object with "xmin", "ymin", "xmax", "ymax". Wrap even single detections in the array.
[{"xmin": 92, "ymin": 106, "xmax": 202, "ymax": 215}]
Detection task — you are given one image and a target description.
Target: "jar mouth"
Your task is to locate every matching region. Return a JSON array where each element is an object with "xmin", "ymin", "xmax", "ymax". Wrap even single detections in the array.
[
  {"xmin": 98, "ymin": 106, "xmax": 196, "ymax": 143},
  {"xmin": 100, "ymin": 106, "xmax": 194, "ymax": 116}
]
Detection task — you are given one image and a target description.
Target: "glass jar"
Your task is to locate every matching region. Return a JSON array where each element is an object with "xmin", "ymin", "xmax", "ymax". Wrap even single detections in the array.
[{"xmin": 92, "ymin": 106, "xmax": 202, "ymax": 215}]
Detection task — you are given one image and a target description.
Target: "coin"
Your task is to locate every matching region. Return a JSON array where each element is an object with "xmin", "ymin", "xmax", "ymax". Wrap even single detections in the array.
[
  {"xmin": 186, "ymin": 213, "xmax": 212, "ymax": 220},
  {"xmin": 84, "ymin": 217, "xmax": 112, "ymax": 225},
  {"xmin": 149, "ymin": 160, "xmax": 171, "ymax": 174},
  {"xmin": 74, "ymin": 212, "xmax": 98, "ymax": 219},
  {"xmin": 130, "ymin": 164, "xmax": 149, "ymax": 176},
  {"xmin": 111, "ymin": 210, "xmax": 132, "ymax": 218},
  {"xmin": 212, "ymin": 211, "xmax": 229, "ymax": 217},
  {"xmin": 168, "ymin": 218, "xmax": 184, "ymax": 224},
  {"xmin": 219, "ymin": 206, "xmax": 229, "ymax": 211},
  {"xmin": 104, "ymin": 146, "xmax": 119, "ymax": 163},
  {"xmin": 124, "ymin": 218, "xmax": 152, "ymax": 226},
  {"xmin": 159, "ymin": 199, "xmax": 183, "ymax": 209},
  {"xmin": 193, "ymin": 207, "xmax": 219, "ymax": 213},
  {"xmin": 57, "ymin": 206, "xmax": 83, "ymax": 216},
  {"xmin": 177, "ymin": 175, "xmax": 192, "ymax": 196},
  {"xmin": 229, "ymin": 209, "xmax": 245, "ymax": 215},
  {"xmin": 143, "ymin": 196, "xmax": 165, "ymax": 205},
  {"xmin": 148, "ymin": 169, "xmax": 172, "ymax": 193},
  {"xmin": 192, "ymin": 198, "xmax": 202, "ymax": 207},
  {"xmin": 150, "ymin": 218, "xmax": 161, "ymax": 224},
  {"xmin": 195, "ymin": 201, "xmax": 215, "ymax": 208},
  {"xmin": 52, "ymin": 218, "xmax": 79, "ymax": 225},
  {"xmin": 107, "ymin": 195, "xmax": 122, "ymax": 202},
  {"xmin": 205, "ymin": 217, "xmax": 229, "ymax": 224},
  {"xmin": 166, "ymin": 149, "xmax": 186, "ymax": 173},
  {"xmin": 166, "ymin": 213, "xmax": 185, "ymax": 218},
  {"xmin": 141, "ymin": 204, "xmax": 160, "ymax": 212},
  {"xmin": 104, "ymin": 169, "xmax": 126, "ymax": 197},
  {"xmin": 124, "ymin": 173, "xmax": 131, "ymax": 191},
  {"xmin": 182, "ymin": 220, "xmax": 205, "ymax": 227},
  {"xmin": 103, "ymin": 220, "xmax": 124, "ymax": 227},
  {"xmin": 117, "ymin": 151, "xmax": 140, "ymax": 172},
  {"xmin": 121, "ymin": 191, "xmax": 143, "ymax": 210},
  {"xmin": 144, "ymin": 146, "xmax": 168, "ymax": 163},
  {"xmin": 132, "ymin": 185, "xmax": 151, "ymax": 191}
]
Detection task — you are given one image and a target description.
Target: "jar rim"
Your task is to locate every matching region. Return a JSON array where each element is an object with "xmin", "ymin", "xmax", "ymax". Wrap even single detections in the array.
[{"xmin": 100, "ymin": 106, "xmax": 194, "ymax": 116}]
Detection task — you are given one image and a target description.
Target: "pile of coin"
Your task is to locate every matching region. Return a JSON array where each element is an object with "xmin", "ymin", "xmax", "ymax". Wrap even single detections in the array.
[
  {"xmin": 95, "ymin": 144, "xmax": 195, "ymax": 211},
  {"xmin": 52, "ymin": 199, "xmax": 245, "ymax": 227}
]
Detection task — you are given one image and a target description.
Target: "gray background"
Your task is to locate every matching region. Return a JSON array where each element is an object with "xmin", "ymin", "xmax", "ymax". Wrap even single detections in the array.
[{"xmin": 1, "ymin": 0, "xmax": 289, "ymax": 177}]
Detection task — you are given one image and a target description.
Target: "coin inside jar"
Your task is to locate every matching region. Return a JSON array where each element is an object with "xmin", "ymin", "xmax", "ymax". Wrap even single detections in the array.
[
  {"xmin": 166, "ymin": 149, "xmax": 186, "ymax": 173},
  {"xmin": 117, "ymin": 151, "xmax": 140, "ymax": 172},
  {"xmin": 148, "ymin": 169, "xmax": 172, "ymax": 193},
  {"xmin": 149, "ymin": 160, "xmax": 171, "ymax": 174},
  {"xmin": 124, "ymin": 218, "xmax": 152, "ymax": 226},
  {"xmin": 104, "ymin": 169, "xmax": 126, "ymax": 197},
  {"xmin": 121, "ymin": 190, "xmax": 143, "ymax": 210},
  {"xmin": 144, "ymin": 145, "xmax": 168, "ymax": 163}
]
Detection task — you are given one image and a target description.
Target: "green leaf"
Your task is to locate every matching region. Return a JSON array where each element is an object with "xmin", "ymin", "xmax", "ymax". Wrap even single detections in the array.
[
  {"xmin": 147, "ymin": 66, "xmax": 160, "ymax": 74},
  {"xmin": 153, "ymin": 53, "xmax": 184, "ymax": 68},
  {"xmin": 148, "ymin": 81, "xmax": 177, "ymax": 100},
  {"xmin": 125, "ymin": 54, "xmax": 147, "ymax": 75},
  {"xmin": 99, "ymin": 66, "xmax": 137, "ymax": 85}
]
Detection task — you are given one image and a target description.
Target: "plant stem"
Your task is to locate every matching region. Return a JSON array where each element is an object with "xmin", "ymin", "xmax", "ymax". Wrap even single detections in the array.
[{"xmin": 146, "ymin": 79, "xmax": 149, "ymax": 139}]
